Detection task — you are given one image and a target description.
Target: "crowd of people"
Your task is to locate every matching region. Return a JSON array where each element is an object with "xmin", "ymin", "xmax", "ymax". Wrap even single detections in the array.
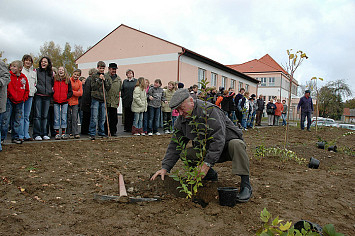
[
  {"xmin": 0, "ymin": 57, "xmax": 193, "ymax": 151},
  {"xmin": 0, "ymin": 54, "xmax": 294, "ymax": 152}
]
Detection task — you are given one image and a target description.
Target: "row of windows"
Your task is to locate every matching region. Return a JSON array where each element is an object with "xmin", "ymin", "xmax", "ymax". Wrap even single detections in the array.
[
  {"xmin": 199, "ymin": 68, "xmax": 249, "ymax": 92},
  {"xmin": 256, "ymin": 77, "xmax": 275, "ymax": 86}
]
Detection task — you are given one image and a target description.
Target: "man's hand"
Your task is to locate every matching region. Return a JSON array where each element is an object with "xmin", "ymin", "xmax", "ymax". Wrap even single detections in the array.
[
  {"xmin": 99, "ymin": 74, "xmax": 105, "ymax": 80},
  {"xmin": 150, "ymin": 169, "xmax": 167, "ymax": 181},
  {"xmin": 149, "ymin": 95, "xmax": 154, "ymax": 101},
  {"xmin": 198, "ymin": 163, "xmax": 210, "ymax": 179}
]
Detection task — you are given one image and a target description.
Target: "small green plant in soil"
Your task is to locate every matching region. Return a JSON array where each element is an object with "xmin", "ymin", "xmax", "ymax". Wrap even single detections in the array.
[
  {"xmin": 342, "ymin": 131, "xmax": 354, "ymax": 136},
  {"xmin": 254, "ymin": 146, "xmax": 306, "ymax": 164},
  {"xmin": 25, "ymin": 165, "xmax": 37, "ymax": 172},
  {"xmin": 256, "ymin": 208, "xmax": 344, "ymax": 236},
  {"xmin": 170, "ymin": 78, "xmax": 214, "ymax": 198}
]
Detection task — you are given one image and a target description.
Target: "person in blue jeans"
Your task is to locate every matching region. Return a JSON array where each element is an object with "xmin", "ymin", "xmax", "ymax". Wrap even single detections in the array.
[
  {"xmin": 89, "ymin": 61, "xmax": 112, "ymax": 140},
  {"xmin": 297, "ymin": 90, "xmax": 313, "ymax": 131},
  {"xmin": 0, "ymin": 61, "xmax": 11, "ymax": 150},
  {"xmin": 33, "ymin": 57, "xmax": 54, "ymax": 141},
  {"xmin": 2, "ymin": 60, "xmax": 29, "ymax": 144},
  {"xmin": 147, "ymin": 79, "xmax": 167, "ymax": 136},
  {"xmin": 20, "ymin": 55, "xmax": 37, "ymax": 141}
]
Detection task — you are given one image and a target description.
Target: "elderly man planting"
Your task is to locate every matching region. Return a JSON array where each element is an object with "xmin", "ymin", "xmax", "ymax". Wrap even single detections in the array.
[{"xmin": 151, "ymin": 89, "xmax": 252, "ymax": 203}]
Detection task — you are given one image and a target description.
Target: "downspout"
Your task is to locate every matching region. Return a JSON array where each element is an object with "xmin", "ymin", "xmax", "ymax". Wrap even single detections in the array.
[
  {"xmin": 177, "ymin": 48, "xmax": 186, "ymax": 82},
  {"xmin": 280, "ymin": 75, "xmax": 282, "ymax": 99}
]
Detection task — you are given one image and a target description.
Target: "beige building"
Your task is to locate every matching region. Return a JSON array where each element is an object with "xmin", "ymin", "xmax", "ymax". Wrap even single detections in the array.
[
  {"xmin": 76, "ymin": 24, "xmax": 259, "ymax": 94},
  {"xmin": 228, "ymin": 54, "xmax": 300, "ymax": 119}
]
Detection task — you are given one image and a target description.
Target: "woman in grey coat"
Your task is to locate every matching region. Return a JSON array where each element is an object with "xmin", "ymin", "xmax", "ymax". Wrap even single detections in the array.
[{"xmin": 0, "ymin": 61, "xmax": 11, "ymax": 151}]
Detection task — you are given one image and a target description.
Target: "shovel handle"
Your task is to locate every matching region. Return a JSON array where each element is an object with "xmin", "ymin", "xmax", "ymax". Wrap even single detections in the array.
[{"xmin": 119, "ymin": 174, "xmax": 127, "ymax": 197}]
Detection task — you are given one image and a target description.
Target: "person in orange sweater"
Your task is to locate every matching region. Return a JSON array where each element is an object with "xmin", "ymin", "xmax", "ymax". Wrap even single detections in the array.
[
  {"xmin": 2, "ymin": 60, "xmax": 29, "ymax": 144},
  {"xmin": 67, "ymin": 69, "xmax": 83, "ymax": 139},
  {"xmin": 274, "ymin": 98, "xmax": 284, "ymax": 126}
]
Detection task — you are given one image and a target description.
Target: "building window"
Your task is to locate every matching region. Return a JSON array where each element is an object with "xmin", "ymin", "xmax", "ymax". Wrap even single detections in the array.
[
  {"xmin": 230, "ymin": 79, "xmax": 236, "ymax": 91},
  {"xmin": 245, "ymin": 84, "xmax": 249, "ymax": 92},
  {"xmin": 260, "ymin": 77, "xmax": 267, "ymax": 86},
  {"xmin": 211, "ymin": 72, "xmax": 217, "ymax": 87},
  {"xmin": 198, "ymin": 68, "xmax": 206, "ymax": 88},
  {"xmin": 269, "ymin": 77, "xmax": 275, "ymax": 86},
  {"xmin": 239, "ymin": 82, "xmax": 243, "ymax": 91},
  {"xmin": 222, "ymin": 76, "xmax": 227, "ymax": 89}
]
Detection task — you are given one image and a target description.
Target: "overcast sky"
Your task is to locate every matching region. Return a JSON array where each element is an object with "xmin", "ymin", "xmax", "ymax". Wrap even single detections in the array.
[{"xmin": 1, "ymin": 0, "xmax": 354, "ymax": 98}]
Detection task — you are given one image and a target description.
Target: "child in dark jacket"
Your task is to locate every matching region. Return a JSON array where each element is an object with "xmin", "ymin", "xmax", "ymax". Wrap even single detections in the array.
[
  {"xmin": 1, "ymin": 60, "xmax": 29, "ymax": 144},
  {"xmin": 33, "ymin": 56, "xmax": 54, "ymax": 141},
  {"xmin": 53, "ymin": 66, "xmax": 72, "ymax": 139}
]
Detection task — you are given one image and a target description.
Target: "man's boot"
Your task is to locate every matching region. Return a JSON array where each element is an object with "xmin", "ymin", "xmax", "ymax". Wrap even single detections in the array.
[{"xmin": 236, "ymin": 175, "xmax": 252, "ymax": 203}]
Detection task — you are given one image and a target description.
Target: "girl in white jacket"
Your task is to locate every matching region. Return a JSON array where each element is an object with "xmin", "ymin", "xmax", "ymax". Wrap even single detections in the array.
[
  {"xmin": 131, "ymin": 77, "xmax": 147, "ymax": 135},
  {"xmin": 21, "ymin": 55, "xmax": 37, "ymax": 141}
]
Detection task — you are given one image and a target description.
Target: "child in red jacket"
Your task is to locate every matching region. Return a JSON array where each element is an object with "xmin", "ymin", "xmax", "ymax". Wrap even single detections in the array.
[
  {"xmin": 1, "ymin": 60, "xmax": 29, "ymax": 144},
  {"xmin": 53, "ymin": 66, "xmax": 72, "ymax": 139},
  {"xmin": 67, "ymin": 69, "xmax": 83, "ymax": 139}
]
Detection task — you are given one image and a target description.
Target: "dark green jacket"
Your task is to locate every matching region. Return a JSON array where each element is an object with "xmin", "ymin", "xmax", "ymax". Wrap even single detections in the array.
[
  {"xmin": 105, "ymin": 72, "xmax": 122, "ymax": 108},
  {"xmin": 162, "ymin": 99, "xmax": 243, "ymax": 171},
  {"xmin": 90, "ymin": 72, "xmax": 112, "ymax": 102}
]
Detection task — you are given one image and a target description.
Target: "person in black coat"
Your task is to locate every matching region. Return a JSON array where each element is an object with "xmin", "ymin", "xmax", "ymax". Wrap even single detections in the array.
[
  {"xmin": 255, "ymin": 94, "xmax": 265, "ymax": 126},
  {"xmin": 80, "ymin": 68, "xmax": 96, "ymax": 135},
  {"xmin": 121, "ymin": 69, "xmax": 137, "ymax": 132},
  {"xmin": 266, "ymin": 99, "xmax": 276, "ymax": 126}
]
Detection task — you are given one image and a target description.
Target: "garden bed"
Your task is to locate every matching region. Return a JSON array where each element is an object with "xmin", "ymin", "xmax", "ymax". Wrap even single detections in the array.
[{"xmin": 0, "ymin": 127, "xmax": 354, "ymax": 235}]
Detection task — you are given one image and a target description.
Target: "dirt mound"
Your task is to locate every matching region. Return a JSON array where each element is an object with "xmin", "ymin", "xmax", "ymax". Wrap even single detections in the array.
[{"xmin": 0, "ymin": 126, "xmax": 354, "ymax": 235}]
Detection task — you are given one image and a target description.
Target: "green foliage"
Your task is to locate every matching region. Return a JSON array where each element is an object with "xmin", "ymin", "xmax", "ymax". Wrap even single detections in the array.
[
  {"xmin": 343, "ymin": 98, "xmax": 355, "ymax": 109},
  {"xmin": 318, "ymin": 79, "xmax": 352, "ymax": 120},
  {"xmin": 256, "ymin": 208, "xmax": 344, "ymax": 236},
  {"xmin": 323, "ymin": 224, "xmax": 345, "ymax": 236},
  {"xmin": 0, "ymin": 51, "xmax": 7, "ymax": 63},
  {"xmin": 254, "ymin": 145, "xmax": 306, "ymax": 164},
  {"xmin": 342, "ymin": 131, "xmax": 354, "ymax": 136},
  {"xmin": 170, "ymin": 78, "xmax": 214, "ymax": 198}
]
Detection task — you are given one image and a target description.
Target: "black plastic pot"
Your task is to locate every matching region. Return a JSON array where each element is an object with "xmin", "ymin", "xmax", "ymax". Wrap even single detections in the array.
[
  {"xmin": 328, "ymin": 145, "xmax": 337, "ymax": 152},
  {"xmin": 217, "ymin": 187, "xmax": 238, "ymax": 207},
  {"xmin": 316, "ymin": 141, "xmax": 325, "ymax": 149},
  {"xmin": 294, "ymin": 220, "xmax": 323, "ymax": 234},
  {"xmin": 308, "ymin": 157, "xmax": 320, "ymax": 169}
]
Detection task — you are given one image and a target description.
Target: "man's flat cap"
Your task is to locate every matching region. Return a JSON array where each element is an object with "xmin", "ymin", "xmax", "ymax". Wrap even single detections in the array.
[{"xmin": 170, "ymin": 89, "xmax": 190, "ymax": 109}]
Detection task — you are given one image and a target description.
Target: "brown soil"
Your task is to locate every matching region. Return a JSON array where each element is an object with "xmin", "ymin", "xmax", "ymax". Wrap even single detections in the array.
[{"xmin": 1, "ymin": 127, "xmax": 354, "ymax": 235}]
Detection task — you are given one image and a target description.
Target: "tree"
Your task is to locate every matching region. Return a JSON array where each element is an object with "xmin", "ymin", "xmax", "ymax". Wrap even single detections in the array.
[
  {"xmin": 318, "ymin": 79, "xmax": 352, "ymax": 120},
  {"xmin": 0, "ymin": 51, "xmax": 8, "ymax": 63},
  {"xmin": 344, "ymin": 98, "xmax": 355, "ymax": 109},
  {"xmin": 283, "ymin": 49, "xmax": 308, "ymax": 148},
  {"xmin": 298, "ymin": 80, "xmax": 316, "ymax": 97},
  {"xmin": 62, "ymin": 43, "xmax": 75, "ymax": 75},
  {"xmin": 34, "ymin": 41, "xmax": 85, "ymax": 75},
  {"xmin": 73, "ymin": 44, "xmax": 85, "ymax": 60},
  {"xmin": 39, "ymin": 41, "xmax": 62, "ymax": 68}
]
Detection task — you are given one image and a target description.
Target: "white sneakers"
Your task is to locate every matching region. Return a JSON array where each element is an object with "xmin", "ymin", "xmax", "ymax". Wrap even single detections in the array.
[
  {"xmin": 133, "ymin": 133, "xmax": 140, "ymax": 136},
  {"xmin": 155, "ymin": 132, "xmax": 161, "ymax": 136},
  {"xmin": 35, "ymin": 136, "xmax": 50, "ymax": 141},
  {"xmin": 148, "ymin": 132, "xmax": 153, "ymax": 136},
  {"xmin": 164, "ymin": 130, "xmax": 170, "ymax": 134},
  {"xmin": 140, "ymin": 133, "xmax": 146, "ymax": 136}
]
